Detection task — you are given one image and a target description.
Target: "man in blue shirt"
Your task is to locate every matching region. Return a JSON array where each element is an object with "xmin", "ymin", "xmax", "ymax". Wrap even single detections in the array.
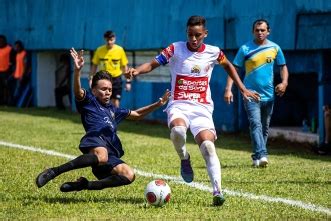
[
  {"xmin": 224, "ymin": 19, "xmax": 289, "ymax": 167},
  {"xmin": 36, "ymin": 48, "xmax": 170, "ymax": 192}
]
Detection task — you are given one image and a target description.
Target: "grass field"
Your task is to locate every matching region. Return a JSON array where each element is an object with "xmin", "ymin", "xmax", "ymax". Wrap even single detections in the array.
[{"xmin": 0, "ymin": 107, "xmax": 330, "ymax": 219}]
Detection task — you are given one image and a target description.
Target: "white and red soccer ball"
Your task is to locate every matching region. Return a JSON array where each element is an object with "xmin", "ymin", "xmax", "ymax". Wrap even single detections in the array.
[{"xmin": 144, "ymin": 179, "xmax": 171, "ymax": 207}]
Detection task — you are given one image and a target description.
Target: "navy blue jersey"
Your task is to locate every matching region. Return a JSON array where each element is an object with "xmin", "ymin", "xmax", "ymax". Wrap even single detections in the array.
[{"xmin": 75, "ymin": 89, "xmax": 130, "ymax": 157}]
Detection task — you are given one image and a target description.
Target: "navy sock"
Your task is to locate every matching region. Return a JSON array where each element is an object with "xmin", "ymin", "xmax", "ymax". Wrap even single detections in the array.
[
  {"xmin": 87, "ymin": 175, "xmax": 132, "ymax": 190},
  {"xmin": 53, "ymin": 154, "xmax": 99, "ymax": 175}
]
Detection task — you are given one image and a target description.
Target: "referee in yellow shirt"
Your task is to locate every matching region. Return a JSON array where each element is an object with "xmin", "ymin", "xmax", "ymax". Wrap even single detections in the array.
[{"xmin": 90, "ymin": 30, "xmax": 131, "ymax": 107}]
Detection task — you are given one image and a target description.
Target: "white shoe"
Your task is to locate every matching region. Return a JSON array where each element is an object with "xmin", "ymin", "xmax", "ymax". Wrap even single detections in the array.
[
  {"xmin": 252, "ymin": 159, "xmax": 260, "ymax": 167},
  {"xmin": 259, "ymin": 157, "xmax": 268, "ymax": 167}
]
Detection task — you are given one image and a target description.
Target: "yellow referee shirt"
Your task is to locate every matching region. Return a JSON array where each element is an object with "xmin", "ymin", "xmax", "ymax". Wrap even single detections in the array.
[{"xmin": 92, "ymin": 44, "xmax": 128, "ymax": 78}]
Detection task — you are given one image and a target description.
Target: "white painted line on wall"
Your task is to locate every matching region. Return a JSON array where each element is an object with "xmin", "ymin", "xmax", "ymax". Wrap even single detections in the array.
[{"xmin": 1, "ymin": 140, "xmax": 330, "ymax": 215}]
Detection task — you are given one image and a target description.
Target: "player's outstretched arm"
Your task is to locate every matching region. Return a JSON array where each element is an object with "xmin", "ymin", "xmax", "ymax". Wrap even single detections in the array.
[
  {"xmin": 124, "ymin": 59, "xmax": 160, "ymax": 80},
  {"xmin": 127, "ymin": 89, "xmax": 170, "ymax": 120},
  {"xmin": 70, "ymin": 48, "xmax": 85, "ymax": 100}
]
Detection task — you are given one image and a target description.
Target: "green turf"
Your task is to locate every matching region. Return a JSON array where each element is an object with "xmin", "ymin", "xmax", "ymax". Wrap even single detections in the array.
[{"xmin": 0, "ymin": 107, "xmax": 330, "ymax": 219}]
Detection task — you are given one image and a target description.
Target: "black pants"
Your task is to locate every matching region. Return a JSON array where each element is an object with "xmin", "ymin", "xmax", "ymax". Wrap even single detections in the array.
[
  {"xmin": 0, "ymin": 72, "xmax": 10, "ymax": 105},
  {"xmin": 55, "ymin": 85, "xmax": 70, "ymax": 109}
]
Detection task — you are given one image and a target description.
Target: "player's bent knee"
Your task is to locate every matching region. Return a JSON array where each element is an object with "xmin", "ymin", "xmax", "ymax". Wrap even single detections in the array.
[
  {"xmin": 170, "ymin": 126, "xmax": 187, "ymax": 141},
  {"xmin": 90, "ymin": 147, "xmax": 108, "ymax": 164},
  {"xmin": 91, "ymin": 152, "xmax": 107, "ymax": 164},
  {"xmin": 128, "ymin": 173, "xmax": 136, "ymax": 183},
  {"xmin": 123, "ymin": 168, "xmax": 135, "ymax": 183},
  {"xmin": 115, "ymin": 164, "xmax": 135, "ymax": 182},
  {"xmin": 96, "ymin": 154, "xmax": 108, "ymax": 164}
]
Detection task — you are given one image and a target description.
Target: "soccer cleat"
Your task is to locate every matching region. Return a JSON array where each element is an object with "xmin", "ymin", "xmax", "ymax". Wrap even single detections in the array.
[
  {"xmin": 259, "ymin": 157, "xmax": 268, "ymax": 167},
  {"xmin": 36, "ymin": 168, "xmax": 56, "ymax": 188},
  {"xmin": 213, "ymin": 192, "xmax": 225, "ymax": 206},
  {"xmin": 60, "ymin": 177, "xmax": 89, "ymax": 192},
  {"xmin": 180, "ymin": 154, "xmax": 194, "ymax": 183}
]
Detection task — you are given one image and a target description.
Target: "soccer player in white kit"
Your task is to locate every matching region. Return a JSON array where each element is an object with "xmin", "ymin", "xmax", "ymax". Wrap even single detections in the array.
[{"xmin": 126, "ymin": 15, "xmax": 260, "ymax": 206}]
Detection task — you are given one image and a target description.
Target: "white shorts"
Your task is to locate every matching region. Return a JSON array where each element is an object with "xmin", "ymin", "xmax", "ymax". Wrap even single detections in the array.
[{"xmin": 167, "ymin": 104, "xmax": 216, "ymax": 139}]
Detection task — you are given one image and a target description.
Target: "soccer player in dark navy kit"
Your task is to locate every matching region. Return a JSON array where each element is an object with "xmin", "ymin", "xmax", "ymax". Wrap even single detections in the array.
[{"xmin": 36, "ymin": 48, "xmax": 170, "ymax": 192}]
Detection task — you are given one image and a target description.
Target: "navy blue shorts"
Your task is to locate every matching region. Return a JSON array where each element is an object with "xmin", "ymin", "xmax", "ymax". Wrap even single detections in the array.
[
  {"xmin": 79, "ymin": 134, "xmax": 125, "ymax": 180},
  {"xmin": 92, "ymin": 156, "xmax": 124, "ymax": 180}
]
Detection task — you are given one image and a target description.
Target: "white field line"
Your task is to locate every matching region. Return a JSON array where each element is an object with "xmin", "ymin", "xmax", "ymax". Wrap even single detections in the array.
[{"xmin": 1, "ymin": 140, "xmax": 330, "ymax": 216}]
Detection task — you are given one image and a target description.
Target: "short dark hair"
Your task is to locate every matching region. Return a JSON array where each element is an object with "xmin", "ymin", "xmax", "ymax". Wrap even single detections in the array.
[
  {"xmin": 91, "ymin": 70, "xmax": 112, "ymax": 88},
  {"xmin": 186, "ymin": 16, "xmax": 206, "ymax": 28},
  {"xmin": 15, "ymin": 40, "xmax": 24, "ymax": 50},
  {"xmin": 0, "ymin": 35, "xmax": 7, "ymax": 44},
  {"xmin": 252, "ymin": 19, "xmax": 270, "ymax": 31},
  {"xmin": 104, "ymin": 30, "xmax": 115, "ymax": 39}
]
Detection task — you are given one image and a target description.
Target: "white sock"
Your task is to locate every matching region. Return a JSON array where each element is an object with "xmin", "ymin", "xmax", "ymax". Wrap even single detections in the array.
[
  {"xmin": 199, "ymin": 140, "xmax": 221, "ymax": 194},
  {"xmin": 170, "ymin": 126, "xmax": 188, "ymax": 160}
]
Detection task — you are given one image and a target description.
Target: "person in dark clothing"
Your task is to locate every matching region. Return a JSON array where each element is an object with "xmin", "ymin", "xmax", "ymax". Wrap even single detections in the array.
[
  {"xmin": 55, "ymin": 53, "xmax": 71, "ymax": 110},
  {"xmin": 0, "ymin": 35, "xmax": 15, "ymax": 105},
  {"xmin": 36, "ymin": 48, "xmax": 170, "ymax": 192}
]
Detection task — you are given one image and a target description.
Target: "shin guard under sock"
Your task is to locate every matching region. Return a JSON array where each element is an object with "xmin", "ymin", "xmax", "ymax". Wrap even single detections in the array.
[
  {"xmin": 53, "ymin": 154, "xmax": 99, "ymax": 176},
  {"xmin": 87, "ymin": 175, "xmax": 132, "ymax": 190},
  {"xmin": 200, "ymin": 140, "xmax": 221, "ymax": 193},
  {"xmin": 170, "ymin": 126, "xmax": 188, "ymax": 160}
]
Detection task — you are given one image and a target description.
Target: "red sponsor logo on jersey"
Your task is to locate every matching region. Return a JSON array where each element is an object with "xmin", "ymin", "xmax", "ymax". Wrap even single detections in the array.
[{"xmin": 174, "ymin": 75, "xmax": 209, "ymax": 104}]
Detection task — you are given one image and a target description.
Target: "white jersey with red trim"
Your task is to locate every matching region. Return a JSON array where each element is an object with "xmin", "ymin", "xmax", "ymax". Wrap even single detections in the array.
[{"xmin": 155, "ymin": 41, "xmax": 226, "ymax": 113}]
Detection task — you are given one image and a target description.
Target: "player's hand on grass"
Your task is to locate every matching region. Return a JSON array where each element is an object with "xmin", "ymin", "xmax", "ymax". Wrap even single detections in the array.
[{"xmin": 70, "ymin": 48, "xmax": 85, "ymax": 71}]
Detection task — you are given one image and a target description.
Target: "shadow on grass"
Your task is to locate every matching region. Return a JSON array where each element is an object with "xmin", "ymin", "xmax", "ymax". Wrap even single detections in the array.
[
  {"xmin": 1, "ymin": 106, "xmax": 330, "ymax": 162},
  {"xmin": 26, "ymin": 195, "xmax": 145, "ymax": 205}
]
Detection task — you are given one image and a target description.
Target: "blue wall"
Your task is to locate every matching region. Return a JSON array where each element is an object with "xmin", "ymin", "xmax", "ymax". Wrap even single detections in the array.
[
  {"xmin": 0, "ymin": 0, "xmax": 224, "ymax": 50},
  {"xmin": 2, "ymin": 0, "xmax": 331, "ymax": 50},
  {"xmin": 1, "ymin": 0, "xmax": 331, "ymax": 142}
]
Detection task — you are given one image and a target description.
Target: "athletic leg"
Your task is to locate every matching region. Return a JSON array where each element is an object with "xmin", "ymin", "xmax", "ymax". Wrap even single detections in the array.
[
  {"xmin": 196, "ymin": 130, "xmax": 225, "ymax": 206},
  {"xmin": 60, "ymin": 163, "xmax": 135, "ymax": 192},
  {"xmin": 170, "ymin": 117, "xmax": 194, "ymax": 183},
  {"xmin": 36, "ymin": 147, "xmax": 107, "ymax": 188}
]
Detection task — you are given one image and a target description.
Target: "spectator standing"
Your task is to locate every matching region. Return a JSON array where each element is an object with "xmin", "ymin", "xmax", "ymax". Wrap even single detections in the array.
[
  {"xmin": 8, "ymin": 40, "xmax": 28, "ymax": 105},
  {"xmin": 224, "ymin": 19, "xmax": 289, "ymax": 167},
  {"xmin": 0, "ymin": 35, "xmax": 15, "ymax": 105}
]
